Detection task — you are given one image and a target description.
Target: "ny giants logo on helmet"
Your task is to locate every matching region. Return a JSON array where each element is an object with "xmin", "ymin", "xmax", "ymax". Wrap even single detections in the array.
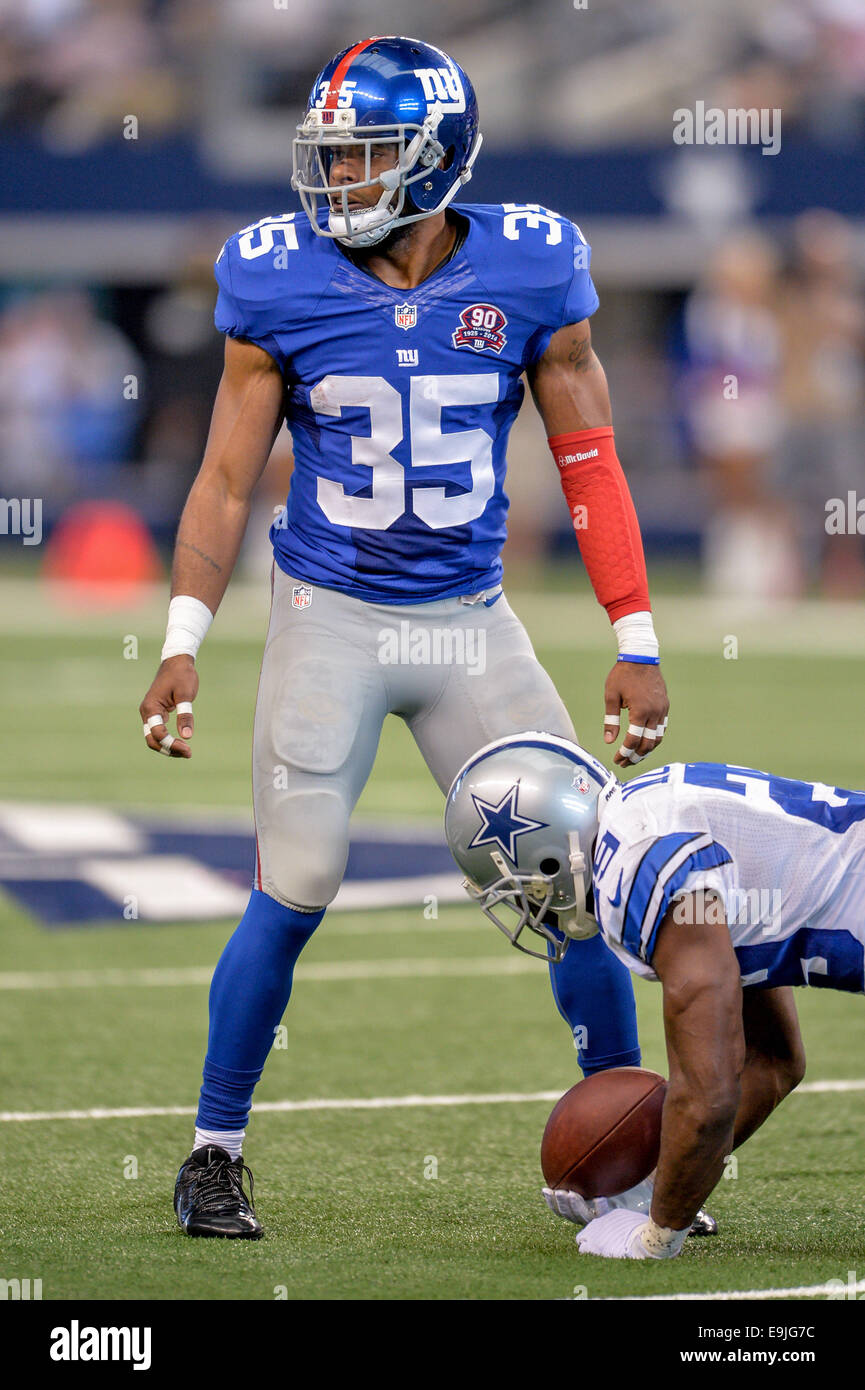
[
  {"xmin": 415, "ymin": 66, "xmax": 466, "ymax": 112},
  {"xmin": 452, "ymin": 304, "xmax": 508, "ymax": 355}
]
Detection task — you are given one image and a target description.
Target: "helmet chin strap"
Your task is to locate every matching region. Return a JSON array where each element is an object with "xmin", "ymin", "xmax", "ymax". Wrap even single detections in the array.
[
  {"xmin": 558, "ymin": 771, "xmax": 618, "ymax": 939},
  {"xmin": 329, "ymin": 201, "xmax": 398, "ymax": 248},
  {"xmin": 559, "ymin": 830, "xmax": 598, "ymax": 940}
]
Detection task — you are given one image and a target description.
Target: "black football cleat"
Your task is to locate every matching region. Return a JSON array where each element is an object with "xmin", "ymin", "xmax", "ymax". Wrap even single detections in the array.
[
  {"xmin": 689, "ymin": 1208, "xmax": 718, "ymax": 1237},
  {"xmin": 174, "ymin": 1145, "xmax": 263, "ymax": 1239}
]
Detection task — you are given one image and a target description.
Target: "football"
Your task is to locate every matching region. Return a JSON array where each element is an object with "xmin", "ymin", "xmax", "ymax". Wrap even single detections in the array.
[{"xmin": 541, "ymin": 1066, "xmax": 667, "ymax": 1197}]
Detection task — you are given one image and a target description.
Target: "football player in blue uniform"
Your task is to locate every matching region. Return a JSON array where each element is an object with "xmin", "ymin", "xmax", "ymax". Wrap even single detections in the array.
[
  {"xmin": 446, "ymin": 734, "xmax": 865, "ymax": 1259},
  {"xmin": 139, "ymin": 36, "xmax": 674, "ymax": 1239}
]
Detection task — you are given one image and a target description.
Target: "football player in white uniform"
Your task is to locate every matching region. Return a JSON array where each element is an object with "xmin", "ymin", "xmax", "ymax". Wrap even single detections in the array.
[{"xmin": 446, "ymin": 735, "xmax": 865, "ymax": 1259}]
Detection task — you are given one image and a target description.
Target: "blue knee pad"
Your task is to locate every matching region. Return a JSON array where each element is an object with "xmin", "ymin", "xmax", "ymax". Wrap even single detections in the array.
[
  {"xmin": 548, "ymin": 931, "xmax": 641, "ymax": 1077},
  {"xmin": 196, "ymin": 889, "xmax": 324, "ymax": 1131}
]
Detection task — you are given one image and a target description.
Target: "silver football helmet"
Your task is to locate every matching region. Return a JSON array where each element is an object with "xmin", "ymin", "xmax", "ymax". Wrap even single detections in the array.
[{"xmin": 444, "ymin": 733, "xmax": 618, "ymax": 962}]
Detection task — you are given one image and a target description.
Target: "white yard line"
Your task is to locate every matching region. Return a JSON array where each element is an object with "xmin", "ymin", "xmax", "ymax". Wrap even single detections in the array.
[
  {"xmin": 0, "ymin": 955, "xmax": 535, "ymax": 991},
  {"xmin": 604, "ymin": 1278, "xmax": 865, "ymax": 1301},
  {"xmin": 1, "ymin": 1079, "xmax": 862, "ymax": 1125},
  {"xmin": 0, "ymin": 1090, "xmax": 564, "ymax": 1123}
]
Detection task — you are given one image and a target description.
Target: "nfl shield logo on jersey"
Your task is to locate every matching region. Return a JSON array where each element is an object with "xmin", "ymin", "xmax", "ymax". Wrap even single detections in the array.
[
  {"xmin": 394, "ymin": 302, "xmax": 417, "ymax": 331},
  {"xmin": 291, "ymin": 584, "xmax": 313, "ymax": 609}
]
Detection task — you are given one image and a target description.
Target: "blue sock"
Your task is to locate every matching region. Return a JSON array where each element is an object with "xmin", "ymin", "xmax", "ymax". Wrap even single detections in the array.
[
  {"xmin": 196, "ymin": 889, "xmax": 325, "ymax": 1130},
  {"xmin": 548, "ymin": 931, "xmax": 641, "ymax": 1077}
]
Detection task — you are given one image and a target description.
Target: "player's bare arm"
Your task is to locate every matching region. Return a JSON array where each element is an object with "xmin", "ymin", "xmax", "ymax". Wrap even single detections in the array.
[
  {"xmin": 649, "ymin": 896, "xmax": 806, "ymax": 1234},
  {"xmin": 139, "ymin": 336, "xmax": 285, "ymax": 758},
  {"xmin": 649, "ymin": 891, "xmax": 744, "ymax": 1231},
  {"xmin": 527, "ymin": 317, "xmax": 611, "ymax": 434},
  {"xmin": 735, "ymin": 986, "xmax": 806, "ymax": 1148},
  {"xmin": 528, "ymin": 319, "xmax": 670, "ymax": 768}
]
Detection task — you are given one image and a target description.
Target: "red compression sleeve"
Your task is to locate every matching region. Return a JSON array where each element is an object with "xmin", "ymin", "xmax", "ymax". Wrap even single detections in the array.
[{"xmin": 548, "ymin": 426, "xmax": 650, "ymax": 623}]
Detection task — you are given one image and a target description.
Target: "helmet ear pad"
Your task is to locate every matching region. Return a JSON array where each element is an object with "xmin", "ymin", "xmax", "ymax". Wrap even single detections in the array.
[{"xmin": 401, "ymin": 145, "xmax": 456, "ymax": 216}]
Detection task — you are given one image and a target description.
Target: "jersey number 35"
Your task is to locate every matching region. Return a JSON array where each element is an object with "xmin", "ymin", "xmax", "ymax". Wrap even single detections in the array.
[{"xmin": 310, "ymin": 373, "xmax": 499, "ymax": 531}]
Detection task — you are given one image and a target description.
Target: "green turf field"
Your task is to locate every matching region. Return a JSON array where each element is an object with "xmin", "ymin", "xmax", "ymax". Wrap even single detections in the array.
[{"xmin": 1, "ymin": 581, "xmax": 864, "ymax": 1300}]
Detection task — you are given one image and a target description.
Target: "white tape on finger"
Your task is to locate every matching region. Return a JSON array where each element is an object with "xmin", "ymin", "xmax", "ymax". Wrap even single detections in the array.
[
  {"xmin": 627, "ymin": 723, "xmax": 646, "ymax": 739},
  {"xmin": 147, "ymin": 715, "xmax": 165, "ymax": 731},
  {"xmin": 619, "ymin": 747, "xmax": 645, "ymax": 765},
  {"xmin": 604, "ymin": 714, "xmax": 621, "ymax": 728},
  {"xmin": 159, "ymin": 735, "xmax": 174, "ymax": 755},
  {"xmin": 176, "ymin": 701, "xmax": 193, "ymax": 715}
]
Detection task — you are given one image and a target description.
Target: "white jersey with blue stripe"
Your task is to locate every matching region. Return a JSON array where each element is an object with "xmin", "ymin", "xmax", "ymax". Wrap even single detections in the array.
[
  {"xmin": 591, "ymin": 762, "xmax": 865, "ymax": 993},
  {"xmin": 214, "ymin": 203, "xmax": 598, "ymax": 603}
]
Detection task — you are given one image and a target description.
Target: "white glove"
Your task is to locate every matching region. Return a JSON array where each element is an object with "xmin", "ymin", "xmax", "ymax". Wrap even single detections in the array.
[
  {"xmin": 542, "ymin": 1175, "xmax": 654, "ymax": 1227},
  {"xmin": 576, "ymin": 1208, "xmax": 687, "ymax": 1260},
  {"xmin": 542, "ymin": 1187, "xmax": 608, "ymax": 1226}
]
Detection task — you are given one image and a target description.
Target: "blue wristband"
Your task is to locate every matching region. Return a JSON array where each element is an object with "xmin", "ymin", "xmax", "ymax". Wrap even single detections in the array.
[{"xmin": 617, "ymin": 653, "xmax": 660, "ymax": 665}]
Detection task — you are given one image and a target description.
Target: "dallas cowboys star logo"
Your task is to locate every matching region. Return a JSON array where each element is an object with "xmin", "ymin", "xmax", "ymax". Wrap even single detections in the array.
[{"xmin": 468, "ymin": 783, "xmax": 549, "ymax": 866}]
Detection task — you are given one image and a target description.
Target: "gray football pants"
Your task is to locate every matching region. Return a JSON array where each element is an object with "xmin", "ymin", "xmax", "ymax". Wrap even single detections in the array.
[{"xmin": 252, "ymin": 566, "xmax": 576, "ymax": 909}]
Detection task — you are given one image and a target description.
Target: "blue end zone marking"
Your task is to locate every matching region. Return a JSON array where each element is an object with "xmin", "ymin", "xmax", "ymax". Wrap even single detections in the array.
[
  {"xmin": 1, "ymin": 879, "xmax": 124, "ymax": 925},
  {"xmin": 0, "ymin": 816, "xmax": 461, "ymax": 928}
]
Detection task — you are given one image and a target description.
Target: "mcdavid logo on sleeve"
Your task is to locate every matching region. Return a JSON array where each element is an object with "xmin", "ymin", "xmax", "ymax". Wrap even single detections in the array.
[
  {"xmin": 555, "ymin": 447, "xmax": 599, "ymax": 468},
  {"xmin": 452, "ymin": 304, "xmax": 508, "ymax": 354}
]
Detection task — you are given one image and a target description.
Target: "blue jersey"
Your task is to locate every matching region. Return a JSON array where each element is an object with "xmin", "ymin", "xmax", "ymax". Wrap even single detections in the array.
[
  {"xmin": 214, "ymin": 203, "xmax": 598, "ymax": 603},
  {"xmin": 592, "ymin": 762, "xmax": 865, "ymax": 993}
]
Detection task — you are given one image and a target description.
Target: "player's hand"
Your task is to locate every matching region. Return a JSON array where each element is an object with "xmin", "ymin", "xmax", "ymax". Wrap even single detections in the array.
[
  {"xmin": 603, "ymin": 661, "xmax": 669, "ymax": 767},
  {"xmin": 139, "ymin": 656, "xmax": 199, "ymax": 759},
  {"xmin": 575, "ymin": 1208, "xmax": 659, "ymax": 1259},
  {"xmin": 543, "ymin": 1174, "xmax": 653, "ymax": 1226}
]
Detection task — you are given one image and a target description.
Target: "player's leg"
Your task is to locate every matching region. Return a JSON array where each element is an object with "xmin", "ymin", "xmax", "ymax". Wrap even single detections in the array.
[
  {"xmin": 732, "ymin": 986, "xmax": 807, "ymax": 1150},
  {"xmin": 177, "ymin": 573, "xmax": 388, "ymax": 1236},
  {"xmin": 405, "ymin": 590, "xmax": 640, "ymax": 1077}
]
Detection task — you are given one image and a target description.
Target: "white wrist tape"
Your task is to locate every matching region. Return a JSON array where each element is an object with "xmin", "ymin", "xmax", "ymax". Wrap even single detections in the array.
[
  {"xmin": 161, "ymin": 596, "xmax": 214, "ymax": 662},
  {"xmin": 613, "ymin": 610, "xmax": 659, "ymax": 659},
  {"xmin": 636, "ymin": 1218, "xmax": 689, "ymax": 1259}
]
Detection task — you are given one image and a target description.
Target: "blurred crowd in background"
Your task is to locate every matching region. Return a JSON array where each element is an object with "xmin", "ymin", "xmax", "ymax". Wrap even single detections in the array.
[
  {"xmin": 3, "ymin": 0, "xmax": 865, "ymax": 150},
  {"xmin": 0, "ymin": 0, "xmax": 863, "ymax": 598}
]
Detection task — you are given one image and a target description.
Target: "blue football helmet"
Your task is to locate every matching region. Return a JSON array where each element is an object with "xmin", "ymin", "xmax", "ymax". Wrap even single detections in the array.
[
  {"xmin": 291, "ymin": 35, "xmax": 482, "ymax": 248},
  {"xmin": 444, "ymin": 734, "xmax": 619, "ymax": 962}
]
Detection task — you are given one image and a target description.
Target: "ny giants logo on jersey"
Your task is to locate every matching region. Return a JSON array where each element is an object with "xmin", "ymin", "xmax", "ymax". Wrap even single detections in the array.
[
  {"xmin": 394, "ymin": 303, "xmax": 417, "ymax": 331},
  {"xmin": 452, "ymin": 303, "xmax": 508, "ymax": 355}
]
